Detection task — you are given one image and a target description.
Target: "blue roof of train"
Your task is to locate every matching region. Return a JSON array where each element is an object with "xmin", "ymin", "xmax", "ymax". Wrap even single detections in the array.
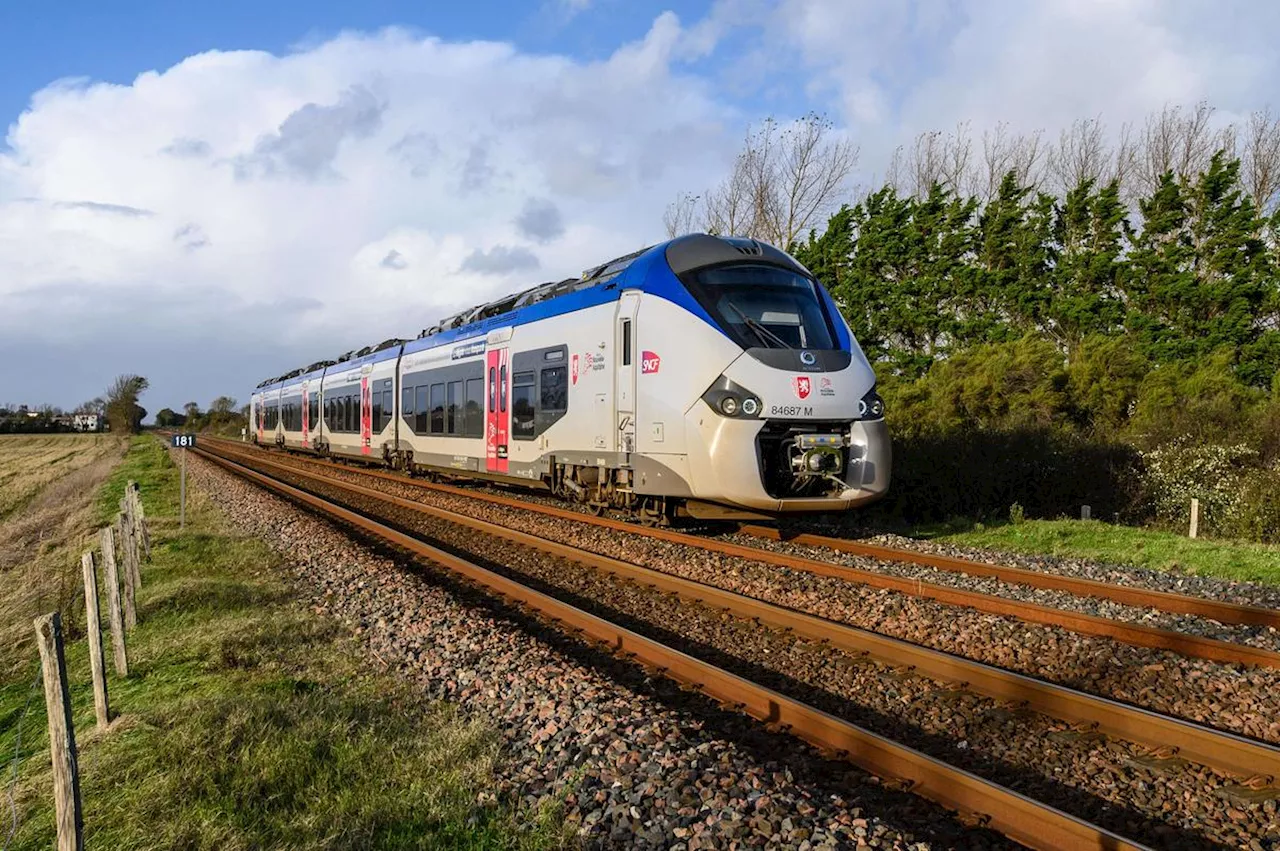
[{"xmin": 254, "ymin": 234, "xmax": 849, "ymax": 389}]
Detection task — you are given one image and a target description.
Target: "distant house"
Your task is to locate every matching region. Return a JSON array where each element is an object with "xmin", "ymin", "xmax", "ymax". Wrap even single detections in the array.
[{"xmin": 73, "ymin": 413, "xmax": 101, "ymax": 432}]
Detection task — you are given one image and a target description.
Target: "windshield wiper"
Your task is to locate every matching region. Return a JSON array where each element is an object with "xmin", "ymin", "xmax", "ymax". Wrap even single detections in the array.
[{"xmin": 726, "ymin": 302, "xmax": 795, "ymax": 349}]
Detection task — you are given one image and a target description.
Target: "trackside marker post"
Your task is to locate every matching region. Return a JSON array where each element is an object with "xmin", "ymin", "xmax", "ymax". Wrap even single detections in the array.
[{"xmin": 171, "ymin": 433, "xmax": 197, "ymax": 529}]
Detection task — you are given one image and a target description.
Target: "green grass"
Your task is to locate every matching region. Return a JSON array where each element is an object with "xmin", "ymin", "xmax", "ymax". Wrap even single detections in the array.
[
  {"xmin": 2, "ymin": 436, "xmax": 569, "ymax": 850},
  {"xmin": 919, "ymin": 517, "xmax": 1280, "ymax": 585}
]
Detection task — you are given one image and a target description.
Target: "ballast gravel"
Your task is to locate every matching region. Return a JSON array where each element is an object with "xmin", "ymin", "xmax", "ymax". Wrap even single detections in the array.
[
  {"xmin": 253, "ymin": 460, "xmax": 1280, "ymax": 851},
  {"xmin": 241, "ymin": 449, "xmax": 1280, "ymax": 747},
  {"xmin": 183, "ymin": 450, "xmax": 1018, "ymax": 850}
]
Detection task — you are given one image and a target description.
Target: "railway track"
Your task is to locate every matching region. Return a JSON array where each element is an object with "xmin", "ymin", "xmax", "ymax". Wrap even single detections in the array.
[
  {"xmin": 205, "ymin": 437, "xmax": 1280, "ymax": 671},
  {"xmin": 193, "ymin": 440, "xmax": 1280, "ymax": 849}
]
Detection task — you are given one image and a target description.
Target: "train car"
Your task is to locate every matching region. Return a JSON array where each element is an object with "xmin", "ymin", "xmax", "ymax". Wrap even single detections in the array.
[
  {"xmin": 250, "ymin": 234, "xmax": 890, "ymax": 521},
  {"xmin": 317, "ymin": 340, "xmax": 403, "ymax": 462}
]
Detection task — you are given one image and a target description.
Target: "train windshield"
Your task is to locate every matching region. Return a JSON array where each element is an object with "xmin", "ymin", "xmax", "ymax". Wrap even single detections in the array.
[{"xmin": 682, "ymin": 264, "xmax": 838, "ymax": 350}]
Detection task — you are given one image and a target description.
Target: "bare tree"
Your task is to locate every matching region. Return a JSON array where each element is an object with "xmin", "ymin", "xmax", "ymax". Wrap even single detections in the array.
[
  {"xmin": 661, "ymin": 113, "xmax": 857, "ymax": 247},
  {"xmin": 662, "ymin": 191, "xmax": 702, "ymax": 238},
  {"xmin": 1240, "ymin": 107, "xmax": 1280, "ymax": 215},
  {"xmin": 976, "ymin": 122, "xmax": 1045, "ymax": 200},
  {"xmin": 1131, "ymin": 102, "xmax": 1233, "ymax": 198}
]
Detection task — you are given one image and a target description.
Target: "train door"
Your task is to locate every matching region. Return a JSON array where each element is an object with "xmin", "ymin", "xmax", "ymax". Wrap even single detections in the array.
[
  {"xmin": 615, "ymin": 291, "xmax": 640, "ymax": 463},
  {"xmin": 486, "ymin": 346, "xmax": 510, "ymax": 473},
  {"xmin": 360, "ymin": 374, "xmax": 373, "ymax": 455},
  {"xmin": 301, "ymin": 382, "xmax": 310, "ymax": 448}
]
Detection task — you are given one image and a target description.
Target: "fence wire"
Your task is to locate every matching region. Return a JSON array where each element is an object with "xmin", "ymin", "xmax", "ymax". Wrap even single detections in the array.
[{"xmin": 2, "ymin": 664, "xmax": 43, "ymax": 851}]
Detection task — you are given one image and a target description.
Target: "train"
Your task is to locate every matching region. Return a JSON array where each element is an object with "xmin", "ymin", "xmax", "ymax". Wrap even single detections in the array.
[{"xmin": 249, "ymin": 233, "xmax": 890, "ymax": 524}]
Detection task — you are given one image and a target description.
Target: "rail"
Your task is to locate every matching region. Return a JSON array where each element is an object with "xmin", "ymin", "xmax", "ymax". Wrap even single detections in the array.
[
  {"xmin": 193, "ymin": 444, "xmax": 1152, "ymax": 851},
  {"xmin": 198, "ymin": 441, "xmax": 1280, "ymax": 782}
]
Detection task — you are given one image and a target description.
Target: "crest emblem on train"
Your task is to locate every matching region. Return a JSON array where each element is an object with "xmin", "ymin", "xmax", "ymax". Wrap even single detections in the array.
[
  {"xmin": 571, "ymin": 354, "xmax": 579, "ymax": 385},
  {"xmin": 792, "ymin": 376, "xmax": 812, "ymax": 399}
]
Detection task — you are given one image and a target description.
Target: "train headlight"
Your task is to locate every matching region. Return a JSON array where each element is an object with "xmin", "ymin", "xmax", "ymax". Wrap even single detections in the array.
[
  {"xmin": 858, "ymin": 388, "xmax": 885, "ymax": 420},
  {"xmin": 702, "ymin": 377, "xmax": 762, "ymax": 419}
]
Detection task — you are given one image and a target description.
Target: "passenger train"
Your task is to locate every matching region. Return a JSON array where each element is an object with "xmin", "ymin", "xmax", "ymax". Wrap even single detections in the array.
[{"xmin": 249, "ymin": 234, "xmax": 890, "ymax": 523}]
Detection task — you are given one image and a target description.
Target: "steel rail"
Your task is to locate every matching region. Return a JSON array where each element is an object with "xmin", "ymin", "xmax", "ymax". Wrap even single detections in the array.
[
  {"xmin": 201, "ymin": 443, "xmax": 1280, "ymax": 783},
  {"xmin": 194, "ymin": 445, "xmax": 1151, "ymax": 851},
  {"xmin": 205, "ymin": 438, "xmax": 1280, "ymax": 670},
  {"xmin": 738, "ymin": 525, "xmax": 1280, "ymax": 630}
]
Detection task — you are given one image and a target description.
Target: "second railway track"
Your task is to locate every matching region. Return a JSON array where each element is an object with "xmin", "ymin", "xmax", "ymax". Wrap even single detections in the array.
[{"xmin": 194, "ymin": 441, "xmax": 1280, "ymax": 850}]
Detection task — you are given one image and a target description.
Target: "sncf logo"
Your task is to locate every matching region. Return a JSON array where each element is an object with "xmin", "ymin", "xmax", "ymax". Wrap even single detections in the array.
[
  {"xmin": 641, "ymin": 351, "xmax": 661, "ymax": 374},
  {"xmin": 793, "ymin": 375, "xmax": 812, "ymax": 399}
]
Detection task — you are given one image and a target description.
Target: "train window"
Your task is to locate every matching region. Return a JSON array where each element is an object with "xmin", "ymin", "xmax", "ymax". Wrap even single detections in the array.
[
  {"xmin": 622, "ymin": 319, "xmax": 632, "ymax": 366},
  {"xmin": 403, "ymin": 386, "xmax": 415, "ymax": 419},
  {"xmin": 512, "ymin": 371, "xmax": 536, "ymax": 439},
  {"xmin": 430, "ymin": 383, "xmax": 445, "ymax": 434},
  {"xmin": 447, "ymin": 381, "xmax": 461, "ymax": 434},
  {"xmin": 489, "ymin": 367, "xmax": 496, "ymax": 410},
  {"xmin": 309, "ymin": 397, "xmax": 319, "ymax": 430},
  {"xmin": 499, "ymin": 365, "xmax": 507, "ymax": 413},
  {"xmin": 415, "ymin": 386, "xmax": 429, "ymax": 434},
  {"xmin": 382, "ymin": 390, "xmax": 393, "ymax": 431},
  {"xmin": 540, "ymin": 366, "xmax": 567, "ymax": 414},
  {"xmin": 465, "ymin": 378, "xmax": 483, "ymax": 437},
  {"xmin": 372, "ymin": 392, "xmax": 382, "ymax": 432}
]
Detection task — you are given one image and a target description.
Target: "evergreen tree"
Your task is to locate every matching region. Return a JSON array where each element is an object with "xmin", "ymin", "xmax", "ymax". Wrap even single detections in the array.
[{"xmin": 1048, "ymin": 178, "xmax": 1129, "ymax": 346}]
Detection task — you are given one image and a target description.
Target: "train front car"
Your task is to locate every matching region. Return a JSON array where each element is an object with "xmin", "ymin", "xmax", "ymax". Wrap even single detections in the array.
[{"xmin": 637, "ymin": 234, "xmax": 890, "ymax": 516}]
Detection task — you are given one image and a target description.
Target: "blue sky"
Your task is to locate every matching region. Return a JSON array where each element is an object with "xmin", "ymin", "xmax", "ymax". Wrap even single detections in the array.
[
  {"xmin": 1, "ymin": 0, "xmax": 1277, "ymax": 415},
  {"xmin": 0, "ymin": 0, "xmax": 727, "ymax": 141}
]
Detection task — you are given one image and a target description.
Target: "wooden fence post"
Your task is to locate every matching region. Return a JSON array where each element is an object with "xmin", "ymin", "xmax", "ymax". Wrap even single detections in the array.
[
  {"xmin": 33, "ymin": 612, "xmax": 84, "ymax": 851},
  {"xmin": 100, "ymin": 527, "xmax": 129, "ymax": 676},
  {"xmin": 1190, "ymin": 498, "xmax": 1200, "ymax": 539},
  {"xmin": 80, "ymin": 552, "xmax": 110, "ymax": 730}
]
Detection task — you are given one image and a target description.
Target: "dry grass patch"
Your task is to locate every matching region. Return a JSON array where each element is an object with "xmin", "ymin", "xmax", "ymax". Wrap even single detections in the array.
[
  {"xmin": 0, "ymin": 434, "xmax": 119, "ymax": 519},
  {"xmin": 0, "ymin": 437, "xmax": 126, "ymax": 679}
]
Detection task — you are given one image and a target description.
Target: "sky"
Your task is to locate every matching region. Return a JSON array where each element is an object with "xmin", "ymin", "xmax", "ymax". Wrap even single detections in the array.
[{"xmin": 1, "ymin": 0, "xmax": 1278, "ymax": 417}]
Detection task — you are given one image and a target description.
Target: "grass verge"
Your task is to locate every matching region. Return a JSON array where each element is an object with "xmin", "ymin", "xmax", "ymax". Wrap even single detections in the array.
[
  {"xmin": 2, "ymin": 436, "xmax": 568, "ymax": 850},
  {"xmin": 919, "ymin": 517, "xmax": 1280, "ymax": 585}
]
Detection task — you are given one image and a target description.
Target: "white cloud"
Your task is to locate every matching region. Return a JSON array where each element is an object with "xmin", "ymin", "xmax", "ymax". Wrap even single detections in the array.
[{"xmin": 0, "ymin": 19, "xmax": 737, "ymax": 408}]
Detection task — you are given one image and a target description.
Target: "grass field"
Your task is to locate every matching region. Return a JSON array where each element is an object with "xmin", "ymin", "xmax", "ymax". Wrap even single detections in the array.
[
  {"xmin": 0, "ymin": 433, "xmax": 120, "ymax": 520},
  {"xmin": 1, "ymin": 437, "xmax": 568, "ymax": 850},
  {"xmin": 921, "ymin": 518, "xmax": 1280, "ymax": 585}
]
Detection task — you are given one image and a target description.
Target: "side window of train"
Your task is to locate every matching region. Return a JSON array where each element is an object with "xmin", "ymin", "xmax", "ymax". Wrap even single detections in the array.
[
  {"xmin": 541, "ymin": 366, "xmax": 567, "ymax": 414},
  {"xmin": 499, "ymin": 365, "xmax": 507, "ymax": 413},
  {"xmin": 511, "ymin": 372, "xmax": 536, "ymax": 439},
  {"xmin": 447, "ymin": 380, "xmax": 461, "ymax": 434},
  {"xmin": 382, "ymin": 390, "xmax": 393, "ymax": 431},
  {"xmin": 622, "ymin": 319, "xmax": 632, "ymax": 366},
  {"xmin": 430, "ymin": 383, "xmax": 445, "ymax": 434},
  {"xmin": 488, "ymin": 367, "xmax": 496, "ymax": 411},
  {"xmin": 372, "ymin": 392, "xmax": 383, "ymax": 431},
  {"xmin": 465, "ymin": 378, "xmax": 483, "ymax": 437},
  {"xmin": 415, "ymin": 386, "xmax": 429, "ymax": 434},
  {"xmin": 402, "ymin": 386, "xmax": 414, "ymax": 424}
]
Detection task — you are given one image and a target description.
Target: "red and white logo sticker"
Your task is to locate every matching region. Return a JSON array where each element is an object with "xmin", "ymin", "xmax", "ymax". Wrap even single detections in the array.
[
  {"xmin": 641, "ymin": 351, "xmax": 661, "ymax": 374},
  {"xmin": 792, "ymin": 376, "xmax": 812, "ymax": 399},
  {"xmin": 571, "ymin": 354, "xmax": 579, "ymax": 385}
]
